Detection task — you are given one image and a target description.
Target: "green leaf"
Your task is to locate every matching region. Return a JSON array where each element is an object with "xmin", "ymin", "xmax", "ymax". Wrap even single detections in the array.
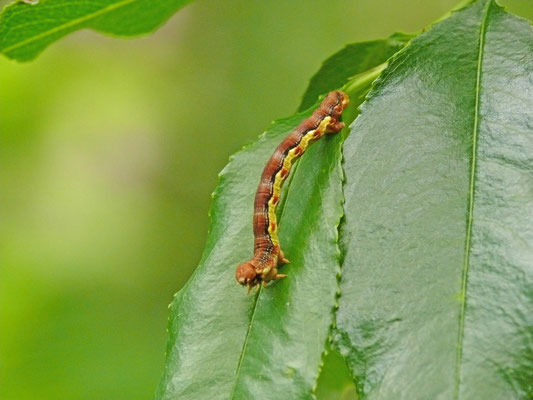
[
  {"xmin": 299, "ymin": 33, "xmax": 413, "ymax": 112},
  {"xmin": 155, "ymin": 47, "xmax": 389, "ymax": 399},
  {"xmin": 0, "ymin": 0, "xmax": 192, "ymax": 62},
  {"xmin": 336, "ymin": 1, "xmax": 533, "ymax": 399},
  {"xmin": 155, "ymin": 108, "xmax": 344, "ymax": 400}
]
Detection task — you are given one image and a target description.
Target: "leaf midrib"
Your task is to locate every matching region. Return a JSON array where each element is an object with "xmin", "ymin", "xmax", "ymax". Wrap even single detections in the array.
[
  {"xmin": 2, "ymin": 0, "xmax": 136, "ymax": 54},
  {"xmin": 228, "ymin": 286, "xmax": 261, "ymax": 399},
  {"xmin": 227, "ymin": 144, "xmax": 305, "ymax": 399},
  {"xmin": 454, "ymin": 1, "xmax": 492, "ymax": 398}
]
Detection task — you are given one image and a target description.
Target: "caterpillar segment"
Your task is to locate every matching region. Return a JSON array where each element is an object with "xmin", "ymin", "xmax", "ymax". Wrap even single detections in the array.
[{"xmin": 235, "ymin": 91, "xmax": 349, "ymax": 291}]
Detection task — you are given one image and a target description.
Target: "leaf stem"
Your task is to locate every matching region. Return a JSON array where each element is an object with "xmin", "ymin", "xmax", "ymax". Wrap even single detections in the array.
[{"xmin": 341, "ymin": 63, "xmax": 387, "ymax": 101}]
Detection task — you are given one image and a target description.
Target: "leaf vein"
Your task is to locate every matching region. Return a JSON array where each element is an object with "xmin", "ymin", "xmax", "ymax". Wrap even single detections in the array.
[
  {"xmin": 228, "ymin": 287, "xmax": 261, "ymax": 400},
  {"xmin": 454, "ymin": 1, "xmax": 492, "ymax": 398}
]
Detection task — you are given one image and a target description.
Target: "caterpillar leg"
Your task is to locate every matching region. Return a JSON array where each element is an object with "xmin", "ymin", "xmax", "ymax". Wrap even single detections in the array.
[
  {"xmin": 262, "ymin": 273, "xmax": 286, "ymax": 287},
  {"xmin": 326, "ymin": 120, "xmax": 345, "ymax": 133},
  {"xmin": 278, "ymin": 249, "xmax": 290, "ymax": 265}
]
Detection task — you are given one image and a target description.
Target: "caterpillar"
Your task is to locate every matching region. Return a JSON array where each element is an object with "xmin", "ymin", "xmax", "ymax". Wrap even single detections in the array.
[{"xmin": 236, "ymin": 90, "xmax": 349, "ymax": 291}]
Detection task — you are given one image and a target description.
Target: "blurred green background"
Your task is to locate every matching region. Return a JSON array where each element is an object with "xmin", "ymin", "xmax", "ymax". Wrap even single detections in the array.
[{"xmin": 1, "ymin": 1, "xmax": 531, "ymax": 399}]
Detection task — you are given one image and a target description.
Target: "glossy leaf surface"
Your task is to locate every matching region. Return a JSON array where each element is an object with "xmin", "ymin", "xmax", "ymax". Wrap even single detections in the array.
[
  {"xmin": 0, "ymin": 0, "xmax": 192, "ymax": 61},
  {"xmin": 336, "ymin": 1, "xmax": 533, "ymax": 399}
]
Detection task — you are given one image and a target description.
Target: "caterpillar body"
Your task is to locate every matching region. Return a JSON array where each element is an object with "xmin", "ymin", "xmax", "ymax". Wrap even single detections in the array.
[{"xmin": 236, "ymin": 91, "xmax": 350, "ymax": 290}]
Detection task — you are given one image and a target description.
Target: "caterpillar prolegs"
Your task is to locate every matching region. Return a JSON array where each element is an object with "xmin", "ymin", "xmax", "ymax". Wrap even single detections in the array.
[{"xmin": 236, "ymin": 91, "xmax": 349, "ymax": 291}]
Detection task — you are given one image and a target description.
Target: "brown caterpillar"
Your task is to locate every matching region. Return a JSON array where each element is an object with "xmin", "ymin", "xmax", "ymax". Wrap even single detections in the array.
[{"xmin": 236, "ymin": 91, "xmax": 349, "ymax": 291}]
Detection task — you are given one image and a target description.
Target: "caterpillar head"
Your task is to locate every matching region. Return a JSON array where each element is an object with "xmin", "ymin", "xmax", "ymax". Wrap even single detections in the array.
[
  {"xmin": 329, "ymin": 91, "xmax": 350, "ymax": 119},
  {"xmin": 236, "ymin": 260, "xmax": 260, "ymax": 288}
]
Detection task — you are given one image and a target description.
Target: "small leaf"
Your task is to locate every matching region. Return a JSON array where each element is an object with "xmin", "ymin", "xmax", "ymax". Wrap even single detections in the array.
[
  {"xmin": 336, "ymin": 0, "xmax": 533, "ymax": 398},
  {"xmin": 299, "ymin": 33, "xmax": 413, "ymax": 111},
  {"xmin": 0, "ymin": 0, "xmax": 193, "ymax": 62}
]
